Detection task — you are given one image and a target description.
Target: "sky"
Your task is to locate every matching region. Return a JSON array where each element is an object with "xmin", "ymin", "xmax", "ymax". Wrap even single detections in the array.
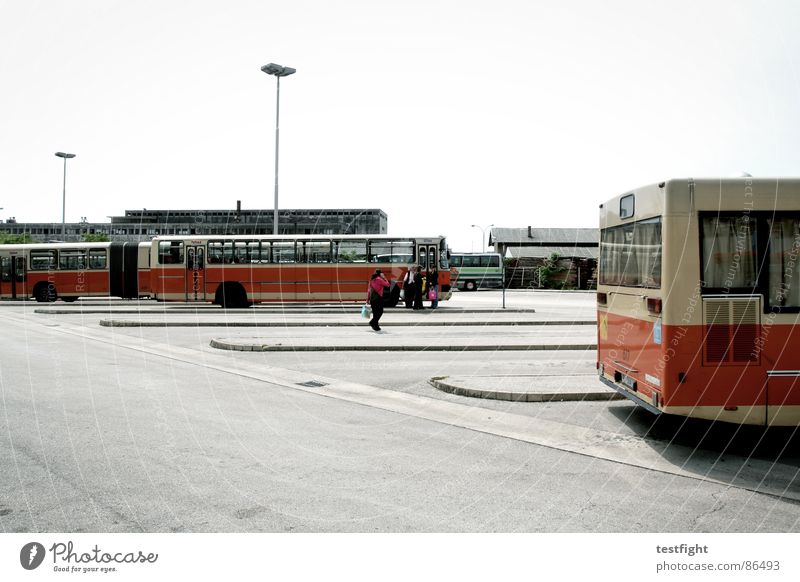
[{"xmin": 1, "ymin": 0, "xmax": 799, "ymax": 252}]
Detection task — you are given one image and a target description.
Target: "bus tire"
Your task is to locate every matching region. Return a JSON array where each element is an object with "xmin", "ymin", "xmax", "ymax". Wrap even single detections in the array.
[
  {"xmin": 215, "ymin": 282, "xmax": 249, "ymax": 309},
  {"xmin": 465, "ymin": 280, "xmax": 477, "ymax": 291},
  {"xmin": 34, "ymin": 282, "xmax": 58, "ymax": 303}
]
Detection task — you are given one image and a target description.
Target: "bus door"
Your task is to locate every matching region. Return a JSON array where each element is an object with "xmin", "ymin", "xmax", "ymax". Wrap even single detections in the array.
[
  {"xmin": 417, "ymin": 244, "xmax": 438, "ymax": 273},
  {"xmin": 0, "ymin": 256, "xmax": 8, "ymax": 298},
  {"xmin": 9, "ymin": 256, "xmax": 27, "ymax": 299},
  {"xmin": 185, "ymin": 246, "xmax": 205, "ymax": 301}
]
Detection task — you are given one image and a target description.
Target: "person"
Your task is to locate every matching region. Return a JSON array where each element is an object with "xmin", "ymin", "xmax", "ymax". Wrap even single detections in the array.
[
  {"xmin": 427, "ymin": 267, "xmax": 439, "ymax": 309},
  {"xmin": 367, "ymin": 269, "xmax": 390, "ymax": 331},
  {"xmin": 412, "ymin": 265, "xmax": 424, "ymax": 310},
  {"xmin": 402, "ymin": 266, "xmax": 417, "ymax": 309}
]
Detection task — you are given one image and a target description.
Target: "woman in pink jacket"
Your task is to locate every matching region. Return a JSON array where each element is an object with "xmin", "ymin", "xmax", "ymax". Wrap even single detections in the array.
[{"xmin": 367, "ymin": 269, "xmax": 391, "ymax": 331}]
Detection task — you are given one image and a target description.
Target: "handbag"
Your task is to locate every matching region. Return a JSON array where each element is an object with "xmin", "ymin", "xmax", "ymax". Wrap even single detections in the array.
[
  {"xmin": 361, "ymin": 303, "xmax": 372, "ymax": 318},
  {"xmin": 428, "ymin": 288, "xmax": 438, "ymax": 301}
]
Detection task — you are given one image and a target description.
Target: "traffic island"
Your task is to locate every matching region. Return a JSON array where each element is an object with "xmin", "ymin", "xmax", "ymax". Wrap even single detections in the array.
[{"xmin": 429, "ymin": 374, "xmax": 623, "ymax": 402}]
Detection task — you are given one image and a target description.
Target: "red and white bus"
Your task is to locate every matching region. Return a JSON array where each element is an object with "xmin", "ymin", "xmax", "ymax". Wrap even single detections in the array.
[
  {"xmin": 148, "ymin": 234, "xmax": 451, "ymax": 307},
  {"xmin": 597, "ymin": 177, "xmax": 800, "ymax": 426},
  {"xmin": 0, "ymin": 242, "xmax": 144, "ymax": 302}
]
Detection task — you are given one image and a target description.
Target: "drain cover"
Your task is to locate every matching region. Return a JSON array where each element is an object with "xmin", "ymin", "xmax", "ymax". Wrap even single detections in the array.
[{"xmin": 297, "ymin": 380, "xmax": 328, "ymax": 388}]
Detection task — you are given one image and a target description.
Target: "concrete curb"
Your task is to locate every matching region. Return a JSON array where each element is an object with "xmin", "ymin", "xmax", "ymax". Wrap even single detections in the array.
[
  {"xmin": 429, "ymin": 376, "xmax": 624, "ymax": 402},
  {"xmin": 100, "ymin": 319, "xmax": 596, "ymax": 328},
  {"xmin": 37, "ymin": 307, "xmax": 540, "ymax": 315},
  {"xmin": 209, "ymin": 338, "xmax": 597, "ymax": 352}
]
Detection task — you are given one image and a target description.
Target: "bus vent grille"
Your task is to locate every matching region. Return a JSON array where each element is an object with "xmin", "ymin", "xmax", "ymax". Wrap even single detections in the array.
[{"xmin": 703, "ymin": 297, "xmax": 760, "ymax": 365}]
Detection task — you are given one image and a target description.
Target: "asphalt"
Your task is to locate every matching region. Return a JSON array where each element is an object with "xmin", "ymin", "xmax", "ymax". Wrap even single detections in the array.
[{"xmin": 31, "ymin": 293, "xmax": 611, "ymax": 403}]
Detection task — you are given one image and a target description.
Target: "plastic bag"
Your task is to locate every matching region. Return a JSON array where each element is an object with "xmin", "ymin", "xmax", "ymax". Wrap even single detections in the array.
[
  {"xmin": 428, "ymin": 288, "xmax": 438, "ymax": 301},
  {"xmin": 361, "ymin": 304, "xmax": 372, "ymax": 319}
]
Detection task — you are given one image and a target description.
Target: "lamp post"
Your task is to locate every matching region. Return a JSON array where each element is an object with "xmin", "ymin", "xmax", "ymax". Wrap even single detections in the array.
[
  {"xmin": 261, "ymin": 62, "xmax": 296, "ymax": 235},
  {"xmin": 471, "ymin": 223, "xmax": 494, "ymax": 252},
  {"xmin": 55, "ymin": 152, "xmax": 76, "ymax": 239}
]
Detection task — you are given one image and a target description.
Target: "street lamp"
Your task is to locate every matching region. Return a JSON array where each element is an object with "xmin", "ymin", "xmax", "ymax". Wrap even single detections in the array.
[
  {"xmin": 471, "ymin": 224, "xmax": 494, "ymax": 252},
  {"xmin": 261, "ymin": 62, "xmax": 296, "ymax": 235},
  {"xmin": 55, "ymin": 152, "xmax": 76, "ymax": 239}
]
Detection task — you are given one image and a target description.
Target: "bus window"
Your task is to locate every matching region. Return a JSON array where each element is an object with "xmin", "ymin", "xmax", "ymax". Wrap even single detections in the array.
[
  {"xmin": 257, "ymin": 241, "xmax": 271, "ymax": 263},
  {"xmin": 600, "ymin": 218, "xmax": 661, "ymax": 288},
  {"xmin": 233, "ymin": 241, "xmax": 250, "ymax": 264},
  {"xmin": 481, "ymin": 255, "xmax": 500, "ymax": 268},
  {"xmin": 301, "ymin": 241, "xmax": 331, "ymax": 263},
  {"xmin": 1, "ymin": 257, "xmax": 9, "ymax": 282},
  {"xmin": 768, "ymin": 216, "xmax": 800, "ymax": 308},
  {"xmin": 620, "ymin": 194, "xmax": 635, "ymax": 219},
  {"xmin": 701, "ymin": 215, "xmax": 756, "ymax": 289},
  {"xmin": 368, "ymin": 240, "xmax": 414, "ymax": 263},
  {"xmin": 272, "ymin": 241, "xmax": 296, "ymax": 263},
  {"xmin": 439, "ymin": 240, "xmax": 449, "ymax": 269},
  {"xmin": 449, "ymin": 255, "xmax": 462, "ymax": 268},
  {"xmin": 30, "ymin": 250, "xmax": 57, "ymax": 271},
  {"xmin": 335, "ymin": 240, "xmax": 367, "ymax": 263},
  {"xmin": 158, "ymin": 241, "xmax": 185, "ymax": 265},
  {"xmin": 89, "ymin": 250, "xmax": 107, "ymax": 269},
  {"xmin": 427, "ymin": 248, "xmax": 436, "ymax": 270},
  {"xmin": 207, "ymin": 241, "xmax": 224, "ymax": 264},
  {"xmin": 462, "ymin": 255, "xmax": 479, "ymax": 267},
  {"xmin": 59, "ymin": 249, "xmax": 87, "ymax": 270}
]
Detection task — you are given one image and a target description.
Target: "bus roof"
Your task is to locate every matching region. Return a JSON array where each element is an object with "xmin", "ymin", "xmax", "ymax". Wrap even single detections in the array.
[
  {"xmin": 600, "ymin": 177, "xmax": 800, "ymax": 229},
  {"xmin": 149, "ymin": 234, "xmax": 447, "ymax": 243}
]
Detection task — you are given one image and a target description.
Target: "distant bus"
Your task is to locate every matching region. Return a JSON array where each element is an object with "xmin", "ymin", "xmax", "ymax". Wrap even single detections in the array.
[
  {"xmin": 449, "ymin": 252, "xmax": 503, "ymax": 291},
  {"xmin": 149, "ymin": 234, "xmax": 451, "ymax": 307},
  {"xmin": 0, "ymin": 241, "xmax": 142, "ymax": 301}
]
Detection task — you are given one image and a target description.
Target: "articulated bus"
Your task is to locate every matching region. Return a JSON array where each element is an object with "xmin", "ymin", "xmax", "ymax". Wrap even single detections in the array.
[
  {"xmin": 149, "ymin": 234, "xmax": 451, "ymax": 307},
  {"xmin": 449, "ymin": 252, "xmax": 504, "ymax": 291},
  {"xmin": 0, "ymin": 242, "xmax": 145, "ymax": 302},
  {"xmin": 597, "ymin": 177, "xmax": 800, "ymax": 426}
]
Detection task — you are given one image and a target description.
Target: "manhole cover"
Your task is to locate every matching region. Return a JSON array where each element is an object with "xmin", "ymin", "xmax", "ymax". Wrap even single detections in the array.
[{"xmin": 297, "ymin": 380, "xmax": 328, "ymax": 388}]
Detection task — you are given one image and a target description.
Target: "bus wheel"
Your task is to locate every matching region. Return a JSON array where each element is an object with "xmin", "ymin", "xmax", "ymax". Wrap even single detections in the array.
[
  {"xmin": 215, "ymin": 283, "xmax": 249, "ymax": 309},
  {"xmin": 34, "ymin": 283, "xmax": 58, "ymax": 302},
  {"xmin": 465, "ymin": 280, "xmax": 477, "ymax": 291}
]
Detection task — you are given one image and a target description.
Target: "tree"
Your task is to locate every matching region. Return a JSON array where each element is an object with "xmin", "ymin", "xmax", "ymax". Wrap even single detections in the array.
[
  {"xmin": 0, "ymin": 233, "xmax": 33, "ymax": 244},
  {"xmin": 82, "ymin": 233, "xmax": 110, "ymax": 242}
]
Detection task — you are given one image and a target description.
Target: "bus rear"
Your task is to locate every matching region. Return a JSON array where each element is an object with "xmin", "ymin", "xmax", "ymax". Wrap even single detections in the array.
[{"xmin": 598, "ymin": 178, "xmax": 800, "ymax": 426}]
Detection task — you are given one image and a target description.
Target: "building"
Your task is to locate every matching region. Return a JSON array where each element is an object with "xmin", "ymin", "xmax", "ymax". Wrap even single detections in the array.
[
  {"xmin": 489, "ymin": 226, "xmax": 600, "ymax": 289},
  {"xmin": 0, "ymin": 206, "xmax": 388, "ymax": 243}
]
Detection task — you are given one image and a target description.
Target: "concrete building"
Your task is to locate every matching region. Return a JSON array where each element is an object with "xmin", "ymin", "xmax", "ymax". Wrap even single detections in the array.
[{"xmin": 0, "ymin": 206, "xmax": 388, "ymax": 243}]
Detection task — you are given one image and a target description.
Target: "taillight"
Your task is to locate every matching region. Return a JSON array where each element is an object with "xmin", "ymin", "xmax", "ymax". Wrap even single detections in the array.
[
  {"xmin": 597, "ymin": 292, "xmax": 608, "ymax": 305},
  {"xmin": 646, "ymin": 297, "xmax": 662, "ymax": 314}
]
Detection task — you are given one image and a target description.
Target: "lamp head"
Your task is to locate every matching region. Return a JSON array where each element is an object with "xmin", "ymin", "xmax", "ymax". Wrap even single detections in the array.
[
  {"xmin": 55, "ymin": 152, "xmax": 76, "ymax": 159},
  {"xmin": 261, "ymin": 63, "xmax": 296, "ymax": 77}
]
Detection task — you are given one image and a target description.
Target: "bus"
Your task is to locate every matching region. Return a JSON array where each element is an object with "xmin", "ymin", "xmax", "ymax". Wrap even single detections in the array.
[
  {"xmin": 449, "ymin": 252, "xmax": 503, "ymax": 291},
  {"xmin": 0, "ymin": 241, "xmax": 143, "ymax": 302},
  {"xmin": 148, "ymin": 234, "xmax": 451, "ymax": 307},
  {"xmin": 597, "ymin": 177, "xmax": 800, "ymax": 426}
]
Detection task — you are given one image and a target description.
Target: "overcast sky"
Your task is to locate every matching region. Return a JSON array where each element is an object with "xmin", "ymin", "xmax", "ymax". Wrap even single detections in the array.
[{"xmin": 1, "ymin": 0, "xmax": 799, "ymax": 251}]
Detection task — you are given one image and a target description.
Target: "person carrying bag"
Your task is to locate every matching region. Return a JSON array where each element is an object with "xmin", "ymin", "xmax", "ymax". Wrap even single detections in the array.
[
  {"xmin": 427, "ymin": 267, "xmax": 439, "ymax": 309},
  {"xmin": 366, "ymin": 269, "xmax": 390, "ymax": 331}
]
